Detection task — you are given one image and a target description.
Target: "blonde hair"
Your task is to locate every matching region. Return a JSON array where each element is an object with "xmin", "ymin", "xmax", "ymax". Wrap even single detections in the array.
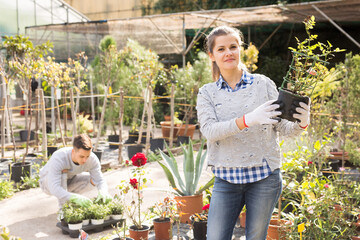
[{"xmin": 205, "ymin": 26, "xmax": 244, "ymax": 81}]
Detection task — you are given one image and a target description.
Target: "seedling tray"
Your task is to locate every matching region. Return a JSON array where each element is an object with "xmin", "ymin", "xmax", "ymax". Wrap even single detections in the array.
[{"xmin": 56, "ymin": 218, "xmax": 124, "ymax": 238}]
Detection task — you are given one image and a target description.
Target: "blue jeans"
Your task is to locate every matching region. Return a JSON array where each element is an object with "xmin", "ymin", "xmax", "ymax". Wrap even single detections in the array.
[{"xmin": 207, "ymin": 168, "xmax": 282, "ymax": 240}]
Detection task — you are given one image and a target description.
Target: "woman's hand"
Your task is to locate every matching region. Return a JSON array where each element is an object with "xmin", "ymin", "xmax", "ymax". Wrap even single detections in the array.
[
  {"xmin": 293, "ymin": 101, "xmax": 311, "ymax": 128},
  {"xmin": 243, "ymin": 100, "xmax": 281, "ymax": 127}
]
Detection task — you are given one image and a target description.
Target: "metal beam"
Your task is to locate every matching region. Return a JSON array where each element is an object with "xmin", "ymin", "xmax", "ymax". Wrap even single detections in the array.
[
  {"xmin": 183, "ymin": 11, "xmax": 224, "ymax": 55},
  {"xmin": 258, "ymin": 23, "xmax": 283, "ymax": 50},
  {"xmin": 190, "ymin": 13, "xmax": 240, "ymax": 25},
  {"xmin": 312, "ymin": 4, "xmax": 360, "ymax": 48},
  {"xmin": 148, "ymin": 18, "xmax": 182, "ymax": 54}
]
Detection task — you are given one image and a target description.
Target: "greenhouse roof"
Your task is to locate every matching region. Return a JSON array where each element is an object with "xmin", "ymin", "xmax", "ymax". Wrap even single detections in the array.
[{"xmin": 25, "ymin": 0, "xmax": 360, "ymax": 59}]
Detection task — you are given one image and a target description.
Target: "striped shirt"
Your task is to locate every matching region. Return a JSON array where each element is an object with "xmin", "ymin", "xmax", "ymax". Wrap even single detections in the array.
[{"xmin": 212, "ymin": 71, "xmax": 272, "ymax": 184}]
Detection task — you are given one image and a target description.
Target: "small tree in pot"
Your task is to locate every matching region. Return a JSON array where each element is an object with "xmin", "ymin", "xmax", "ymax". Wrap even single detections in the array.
[{"xmin": 277, "ymin": 16, "xmax": 344, "ymax": 122}]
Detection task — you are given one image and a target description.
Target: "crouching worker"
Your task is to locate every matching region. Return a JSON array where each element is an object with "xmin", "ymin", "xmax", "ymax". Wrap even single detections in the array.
[{"xmin": 40, "ymin": 134, "xmax": 112, "ymax": 209}]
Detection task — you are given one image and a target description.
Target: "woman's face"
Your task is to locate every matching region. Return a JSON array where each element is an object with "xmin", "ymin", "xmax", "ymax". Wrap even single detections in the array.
[{"xmin": 209, "ymin": 34, "xmax": 241, "ymax": 72}]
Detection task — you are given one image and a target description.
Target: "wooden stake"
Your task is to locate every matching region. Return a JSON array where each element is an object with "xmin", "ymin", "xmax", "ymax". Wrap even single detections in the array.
[
  {"xmin": 35, "ymin": 89, "xmax": 40, "ymax": 151},
  {"xmin": 118, "ymin": 87, "xmax": 124, "ymax": 165},
  {"xmin": 39, "ymin": 89, "xmax": 47, "ymax": 161},
  {"xmin": 145, "ymin": 86, "xmax": 152, "ymax": 155},
  {"xmin": 1, "ymin": 98, "xmax": 5, "ymax": 158},
  {"xmin": 70, "ymin": 88, "xmax": 76, "ymax": 142},
  {"xmin": 169, "ymin": 84, "xmax": 175, "ymax": 148}
]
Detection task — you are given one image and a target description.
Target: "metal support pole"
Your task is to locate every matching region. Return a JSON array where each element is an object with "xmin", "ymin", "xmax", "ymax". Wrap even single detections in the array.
[{"xmin": 312, "ymin": 5, "xmax": 360, "ymax": 48}]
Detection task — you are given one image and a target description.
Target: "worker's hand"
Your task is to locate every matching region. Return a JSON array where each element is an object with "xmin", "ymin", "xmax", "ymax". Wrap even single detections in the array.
[
  {"xmin": 94, "ymin": 190, "xmax": 112, "ymax": 204},
  {"xmin": 244, "ymin": 100, "xmax": 281, "ymax": 127},
  {"xmin": 293, "ymin": 100, "xmax": 311, "ymax": 128},
  {"xmin": 69, "ymin": 194, "xmax": 92, "ymax": 208}
]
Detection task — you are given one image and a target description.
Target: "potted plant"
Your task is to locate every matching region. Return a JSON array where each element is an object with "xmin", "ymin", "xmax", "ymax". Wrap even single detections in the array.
[
  {"xmin": 190, "ymin": 203, "xmax": 209, "ymax": 240},
  {"xmin": 117, "ymin": 152, "xmax": 151, "ymax": 240},
  {"xmin": 149, "ymin": 196, "xmax": 180, "ymax": 240},
  {"xmin": 109, "ymin": 197, "xmax": 124, "ymax": 220},
  {"xmin": 62, "ymin": 201, "xmax": 84, "ymax": 230},
  {"xmin": 277, "ymin": 16, "xmax": 344, "ymax": 122},
  {"xmin": 88, "ymin": 202, "xmax": 108, "ymax": 225},
  {"xmin": 157, "ymin": 140, "xmax": 215, "ymax": 223}
]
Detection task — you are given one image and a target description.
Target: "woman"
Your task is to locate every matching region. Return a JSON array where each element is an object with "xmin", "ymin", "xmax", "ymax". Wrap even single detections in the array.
[{"xmin": 196, "ymin": 26, "xmax": 310, "ymax": 240}]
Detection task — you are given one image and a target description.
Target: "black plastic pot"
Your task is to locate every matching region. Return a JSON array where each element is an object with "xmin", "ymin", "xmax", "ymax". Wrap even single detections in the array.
[
  {"xmin": 9, "ymin": 161, "xmax": 32, "ymax": 183},
  {"xmin": 150, "ymin": 138, "xmax": 165, "ymax": 152},
  {"xmin": 329, "ymin": 159, "xmax": 340, "ymax": 172},
  {"xmin": 47, "ymin": 146, "xmax": 58, "ymax": 157},
  {"xmin": 126, "ymin": 131, "xmax": 152, "ymax": 144},
  {"xmin": 177, "ymin": 136, "xmax": 190, "ymax": 146},
  {"xmin": 276, "ymin": 88, "xmax": 310, "ymax": 122},
  {"xmin": 93, "ymin": 150, "xmax": 103, "ymax": 161},
  {"xmin": 192, "ymin": 220, "xmax": 207, "ymax": 240},
  {"xmin": 127, "ymin": 144, "xmax": 144, "ymax": 159},
  {"xmin": 19, "ymin": 130, "xmax": 35, "ymax": 141},
  {"xmin": 108, "ymin": 135, "xmax": 120, "ymax": 149}
]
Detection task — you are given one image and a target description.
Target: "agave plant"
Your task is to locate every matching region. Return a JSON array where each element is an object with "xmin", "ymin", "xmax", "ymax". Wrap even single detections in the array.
[{"xmin": 158, "ymin": 140, "xmax": 214, "ymax": 196}]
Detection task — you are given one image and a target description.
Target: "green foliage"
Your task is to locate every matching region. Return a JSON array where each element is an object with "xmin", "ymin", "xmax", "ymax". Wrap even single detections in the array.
[
  {"xmin": 283, "ymin": 16, "xmax": 344, "ymax": 95},
  {"xmin": 0, "ymin": 226, "xmax": 22, "ymax": 240},
  {"xmin": 157, "ymin": 140, "xmax": 215, "ymax": 196},
  {"xmin": 62, "ymin": 201, "xmax": 84, "ymax": 224},
  {"xmin": 0, "ymin": 180, "xmax": 15, "ymax": 201},
  {"xmin": 91, "ymin": 37, "xmax": 164, "ymax": 128},
  {"xmin": 99, "ymin": 35, "xmax": 117, "ymax": 52},
  {"xmin": 108, "ymin": 198, "xmax": 124, "ymax": 215},
  {"xmin": 88, "ymin": 203, "xmax": 110, "ymax": 220},
  {"xmin": 77, "ymin": 113, "xmax": 93, "ymax": 134},
  {"xmin": 344, "ymin": 141, "xmax": 360, "ymax": 167}
]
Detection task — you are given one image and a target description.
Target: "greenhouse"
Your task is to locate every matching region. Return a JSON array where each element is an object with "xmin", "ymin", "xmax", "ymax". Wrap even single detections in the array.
[{"xmin": 0, "ymin": 0, "xmax": 360, "ymax": 239}]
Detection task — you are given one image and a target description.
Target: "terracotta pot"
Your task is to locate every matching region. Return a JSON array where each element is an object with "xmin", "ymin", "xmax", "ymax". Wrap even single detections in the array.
[
  {"xmin": 239, "ymin": 211, "xmax": 246, "ymax": 228},
  {"xmin": 175, "ymin": 194, "xmax": 203, "ymax": 223},
  {"xmin": 153, "ymin": 218, "xmax": 172, "ymax": 240},
  {"xmin": 352, "ymin": 236, "xmax": 360, "ymax": 240},
  {"xmin": 129, "ymin": 225, "xmax": 150, "ymax": 240},
  {"xmin": 266, "ymin": 219, "xmax": 292, "ymax": 240},
  {"xmin": 160, "ymin": 122, "xmax": 196, "ymax": 139}
]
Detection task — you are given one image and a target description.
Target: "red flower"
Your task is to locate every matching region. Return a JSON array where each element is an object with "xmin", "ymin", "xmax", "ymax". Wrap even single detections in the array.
[
  {"xmin": 130, "ymin": 178, "xmax": 138, "ymax": 189},
  {"xmin": 202, "ymin": 204, "xmax": 210, "ymax": 212},
  {"xmin": 307, "ymin": 161, "xmax": 313, "ymax": 165},
  {"xmin": 125, "ymin": 160, "xmax": 129, "ymax": 165},
  {"xmin": 324, "ymin": 184, "xmax": 329, "ymax": 188},
  {"xmin": 131, "ymin": 153, "xmax": 147, "ymax": 167}
]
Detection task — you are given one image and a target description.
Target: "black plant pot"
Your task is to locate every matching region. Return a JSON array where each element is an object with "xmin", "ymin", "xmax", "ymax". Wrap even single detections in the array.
[
  {"xmin": 177, "ymin": 136, "xmax": 190, "ymax": 146},
  {"xmin": 19, "ymin": 130, "xmax": 35, "ymax": 141},
  {"xmin": 127, "ymin": 144, "xmax": 144, "ymax": 159},
  {"xmin": 150, "ymin": 138, "xmax": 165, "ymax": 152},
  {"xmin": 9, "ymin": 161, "xmax": 32, "ymax": 183},
  {"xmin": 93, "ymin": 150, "xmax": 103, "ymax": 161},
  {"xmin": 108, "ymin": 135, "xmax": 120, "ymax": 149},
  {"xmin": 47, "ymin": 146, "xmax": 58, "ymax": 157},
  {"xmin": 192, "ymin": 220, "xmax": 207, "ymax": 240},
  {"xmin": 329, "ymin": 159, "xmax": 340, "ymax": 172},
  {"xmin": 127, "ymin": 131, "xmax": 139, "ymax": 144},
  {"xmin": 276, "ymin": 88, "xmax": 310, "ymax": 122},
  {"xmin": 127, "ymin": 131, "xmax": 153, "ymax": 144}
]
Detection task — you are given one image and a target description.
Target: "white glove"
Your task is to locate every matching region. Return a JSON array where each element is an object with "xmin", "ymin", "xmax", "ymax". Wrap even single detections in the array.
[
  {"xmin": 293, "ymin": 101, "xmax": 311, "ymax": 128},
  {"xmin": 244, "ymin": 100, "xmax": 281, "ymax": 127}
]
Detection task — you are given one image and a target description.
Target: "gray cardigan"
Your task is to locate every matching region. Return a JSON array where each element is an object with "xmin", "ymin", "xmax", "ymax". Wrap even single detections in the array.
[{"xmin": 196, "ymin": 73, "xmax": 303, "ymax": 170}]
